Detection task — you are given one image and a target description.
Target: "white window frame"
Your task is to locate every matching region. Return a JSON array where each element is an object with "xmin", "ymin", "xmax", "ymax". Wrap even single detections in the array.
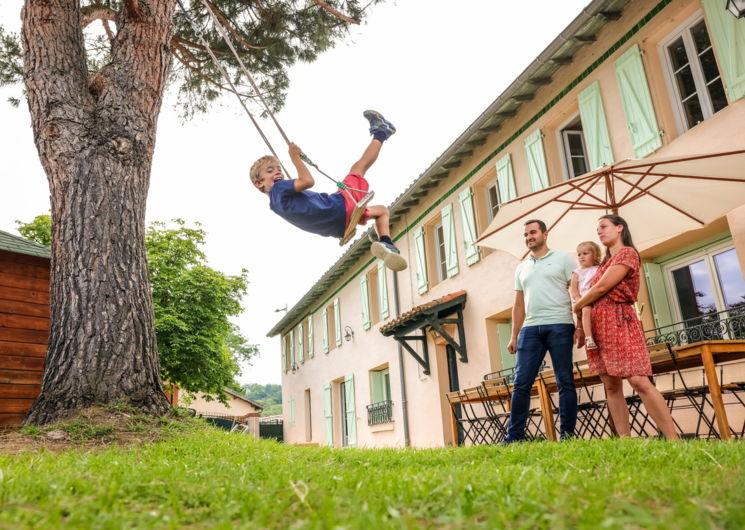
[
  {"xmin": 484, "ymin": 178, "xmax": 500, "ymax": 223},
  {"xmin": 555, "ymin": 112, "xmax": 589, "ymax": 180},
  {"xmin": 433, "ymin": 221, "xmax": 447, "ymax": 283},
  {"xmin": 662, "ymin": 240, "xmax": 738, "ymax": 323},
  {"xmin": 658, "ymin": 11, "xmax": 725, "ymax": 136}
]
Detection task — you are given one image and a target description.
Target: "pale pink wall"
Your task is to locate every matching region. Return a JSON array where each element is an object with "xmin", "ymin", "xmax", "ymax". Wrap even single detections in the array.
[{"xmin": 181, "ymin": 393, "xmax": 260, "ymax": 417}]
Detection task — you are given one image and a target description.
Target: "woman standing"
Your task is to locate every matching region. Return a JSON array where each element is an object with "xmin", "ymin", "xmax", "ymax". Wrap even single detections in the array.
[{"xmin": 573, "ymin": 215, "xmax": 678, "ymax": 439}]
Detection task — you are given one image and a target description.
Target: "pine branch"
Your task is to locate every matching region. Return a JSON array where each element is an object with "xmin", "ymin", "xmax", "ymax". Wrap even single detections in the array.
[
  {"xmin": 124, "ymin": 0, "xmax": 144, "ymax": 21},
  {"xmin": 80, "ymin": 5, "xmax": 117, "ymax": 27},
  {"xmin": 172, "ymin": 35, "xmax": 229, "ymax": 56},
  {"xmin": 309, "ymin": 0, "xmax": 360, "ymax": 24},
  {"xmin": 202, "ymin": 0, "xmax": 266, "ymax": 50}
]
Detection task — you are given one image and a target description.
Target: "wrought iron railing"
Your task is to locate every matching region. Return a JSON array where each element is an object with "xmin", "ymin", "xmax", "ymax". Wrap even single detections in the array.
[
  {"xmin": 645, "ymin": 307, "xmax": 745, "ymax": 347},
  {"xmin": 366, "ymin": 400, "xmax": 394, "ymax": 425}
]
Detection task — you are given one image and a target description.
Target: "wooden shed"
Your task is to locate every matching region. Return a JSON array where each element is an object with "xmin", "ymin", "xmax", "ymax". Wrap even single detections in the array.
[{"xmin": 0, "ymin": 230, "xmax": 50, "ymax": 426}]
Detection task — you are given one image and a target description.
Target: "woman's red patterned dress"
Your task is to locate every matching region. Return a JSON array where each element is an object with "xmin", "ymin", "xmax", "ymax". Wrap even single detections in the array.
[{"xmin": 588, "ymin": 246, "xmax": 651, "ymax": 377}]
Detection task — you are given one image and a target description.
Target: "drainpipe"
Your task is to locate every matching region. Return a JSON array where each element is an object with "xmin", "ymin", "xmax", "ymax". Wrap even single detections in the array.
[{"xmin": 392, "ymin": 270, "xmax": 411, "ymax": 447}]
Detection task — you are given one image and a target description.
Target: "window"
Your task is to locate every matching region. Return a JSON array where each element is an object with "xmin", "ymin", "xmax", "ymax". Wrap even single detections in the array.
[
  {"xmin": 323, "ymin": 300, "xmax": 340, "ymax": 352},
  {"xmin": 434, "ymin": 221, "xmax": 448, "ymax": 283},
  {"xmin": 360, "ymin": 268, "xmax": 382, "ymax": 330},
  {"xmin": 661, "ymin": 15, "xmax": 727, "ymax": 132},
  {"xmin": 306, "ymin": 315, "xmax": 314, "ymax": 358},
  {"xmin": 368, "ymin": 366, "xmax": 393, "ymax": 425},
  {"xmin": 340, "ymin": 374, "xmax": 356, "ymax": 446},
  {"xmin": 485, "ymin": 179, "xmax": 500, "ymax": 222},
  {"xmin": 560, "ymin": 116, "xmax": 589, "ymax": 179},
  {"xmin": 666, "ymin": 245, "xmax": 745, "ymax": 321}
]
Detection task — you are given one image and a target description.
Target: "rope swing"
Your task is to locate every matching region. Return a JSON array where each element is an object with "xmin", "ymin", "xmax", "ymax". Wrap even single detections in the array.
[{"xmin": 174, "ymin": 0, "xmax": 375, "ymax": 234}]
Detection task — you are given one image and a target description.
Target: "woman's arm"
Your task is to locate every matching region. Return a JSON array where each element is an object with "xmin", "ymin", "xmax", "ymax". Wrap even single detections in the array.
[{"xmin": 573, "ymin": 264, "xmax": 631, "ymax": 312}]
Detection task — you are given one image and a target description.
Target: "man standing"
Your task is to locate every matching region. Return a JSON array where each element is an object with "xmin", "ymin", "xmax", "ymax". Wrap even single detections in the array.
[{"xmin": 503, "ymin": 219, "xmax": 583, "ymax": 443}]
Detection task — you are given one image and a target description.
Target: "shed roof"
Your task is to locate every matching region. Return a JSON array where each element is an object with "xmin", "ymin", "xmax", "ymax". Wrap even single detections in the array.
[{"xmin": 0, "ymin": 230, "xmax": 51, "ymax": 259}]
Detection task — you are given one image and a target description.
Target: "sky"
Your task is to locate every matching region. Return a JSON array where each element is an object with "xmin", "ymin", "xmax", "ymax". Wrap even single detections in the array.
[{"xmin": 0, "ymin": 0, "xmax": 590, "ymax": 386}]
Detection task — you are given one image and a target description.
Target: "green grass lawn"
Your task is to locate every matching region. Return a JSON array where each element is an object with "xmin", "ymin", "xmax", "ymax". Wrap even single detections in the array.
[{"xmin": 1, "ymin": 421, "xmax": 744, "ymax": 529}]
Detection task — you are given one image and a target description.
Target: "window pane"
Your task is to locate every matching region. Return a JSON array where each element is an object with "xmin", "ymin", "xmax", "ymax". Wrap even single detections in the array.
[
  {"xmin": 713, "ymin": 249, "xmax": 745, "ymax": 310},
  {"xmin": 436, "ymin": 225, "xmax": 447, "ymax": 281},
  {"xmin": 668, "ymin": 37, "xmax": 689, "ymax": 71},
  {"xmin": 672, "ymin": 260, "xmax": 717, "ymax": 321},
  {"xmin": 706, "ymin": 78, "xmax": 728, "ymax": 113},
  {"xmin": 698, "ymin": 48, "xmax": 720, "ymax": 85},
  {"xmin": 690, "ymin": 20, "xmax": 712, "ymax": 55},
  {"xmin": 682, "ymin": 96, "xmax": 704, "ymax": 128},
  {"xmin": 487, "ymin": 184, "xmax": 499, "ymax": 220},
  {"xmin": 674, "ymin": 65, "xmax": 698, "ymax": 100},
  {"xmin": 571, "ymin": 156, "xmax": 588, "ymax": 177}
]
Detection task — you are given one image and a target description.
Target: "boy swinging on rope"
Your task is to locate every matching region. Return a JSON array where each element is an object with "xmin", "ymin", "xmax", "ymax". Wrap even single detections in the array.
[{"xmin": 250, "ymin": 110, "xmax": 407, "ymax": 271}]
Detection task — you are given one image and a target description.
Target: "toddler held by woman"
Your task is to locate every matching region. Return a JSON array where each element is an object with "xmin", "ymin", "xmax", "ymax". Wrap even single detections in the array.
[{"xmin": 570, "ymin": 241, "xmax": 601, "ymax": 350}]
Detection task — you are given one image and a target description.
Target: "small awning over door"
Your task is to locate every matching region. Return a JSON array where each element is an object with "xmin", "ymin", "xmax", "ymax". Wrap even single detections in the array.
[{"xmin": 380, "ymin": 291, "xmax": 467, "ymax": 375}]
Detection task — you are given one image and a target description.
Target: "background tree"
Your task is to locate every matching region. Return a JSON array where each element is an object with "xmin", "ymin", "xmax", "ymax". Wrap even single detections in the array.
[
  {"xmin": 146, "ymin": 219, "xmax": 257, "ymax": 401},
  {"xmin": 17, "ymin": 215, "xmax": 258, "ymax": 401},
  {"xmin": 15, "ymin": 213, "xmax": 52, "ymax": 247},
  {"xmin": 242, "ymin": 383, "xmax": 282, "ymax": 416},
  {"xmin": 1, "ymin": 0, "xmax": 381, "ymax": 424}
]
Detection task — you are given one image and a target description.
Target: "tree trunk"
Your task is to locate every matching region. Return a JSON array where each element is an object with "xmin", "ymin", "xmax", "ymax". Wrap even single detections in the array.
[{"xmin": 22, "ymin": 0, "xmax": 176, "ymax": 424}]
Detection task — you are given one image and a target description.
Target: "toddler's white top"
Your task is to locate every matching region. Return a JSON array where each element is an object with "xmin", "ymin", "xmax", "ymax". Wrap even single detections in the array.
[{"xmin": 574, "ymin": 265, "xmax": 599, "ymax": 297}]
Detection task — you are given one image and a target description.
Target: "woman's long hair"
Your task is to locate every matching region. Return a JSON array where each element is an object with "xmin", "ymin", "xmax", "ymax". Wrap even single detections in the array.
[{"xmin": 599, "ymin": 214, "xmax": 639, "ymax": 265}]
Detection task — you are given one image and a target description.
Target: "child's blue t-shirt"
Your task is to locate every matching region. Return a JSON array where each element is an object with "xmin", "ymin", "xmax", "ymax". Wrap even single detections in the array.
[{"xmin": 268, "ymin": 179, "xmax": 347, "ymax": 238}]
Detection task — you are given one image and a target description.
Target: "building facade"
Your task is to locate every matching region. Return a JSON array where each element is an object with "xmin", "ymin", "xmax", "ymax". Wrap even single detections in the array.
[{"xmin": 269, "ymin": 0, "xmax": 745, "ymax": 447}]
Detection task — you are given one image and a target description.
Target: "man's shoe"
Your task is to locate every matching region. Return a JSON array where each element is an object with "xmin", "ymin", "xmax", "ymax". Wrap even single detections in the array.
[
  {"xmin": 363, "ymin": 109, "xmax": 396, "ymax": 140},
  {"xmin": 499, "ymin": 437, "xmax": 521, "ymax": 446},
  {"xmin": 371, "ymin": 241, "xmax": 407, "ymax": 272}
]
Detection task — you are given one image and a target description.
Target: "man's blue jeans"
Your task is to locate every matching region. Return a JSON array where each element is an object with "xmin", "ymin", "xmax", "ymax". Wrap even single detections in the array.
[{"xmin": 506, "ymin": 324, "xmax": 577, "ymax": 441}]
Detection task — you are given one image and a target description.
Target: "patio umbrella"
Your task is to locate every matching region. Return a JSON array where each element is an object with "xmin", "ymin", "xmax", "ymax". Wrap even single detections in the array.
[{"xmin": 476, "ymin": 149, "xmax": 745, "ymax": 259}]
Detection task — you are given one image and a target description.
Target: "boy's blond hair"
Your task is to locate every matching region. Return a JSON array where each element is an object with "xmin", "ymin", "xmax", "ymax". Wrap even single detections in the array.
[
  {"xmin": 249, "ymin": 155, "xmax": 277, "ymax": 192},
  {"xmin": 577, "ymin": 241, "xmax": 602, "ymax": 266}
]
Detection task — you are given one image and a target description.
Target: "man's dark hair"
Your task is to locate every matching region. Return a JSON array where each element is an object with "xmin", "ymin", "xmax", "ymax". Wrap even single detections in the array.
[{"xmin": 524, "ymin": 219, "xmax": 547, "ymax": 233}]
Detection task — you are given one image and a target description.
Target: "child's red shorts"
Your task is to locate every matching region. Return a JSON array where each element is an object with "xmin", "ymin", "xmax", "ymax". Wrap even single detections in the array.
[{"xmin": 340, "ymin": 173, "xmax": 371, "ymax": 228}]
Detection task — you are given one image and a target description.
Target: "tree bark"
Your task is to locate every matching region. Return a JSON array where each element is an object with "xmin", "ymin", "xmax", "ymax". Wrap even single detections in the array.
[{"xmin": 22, "ymin": 0, "xmax": 176, "ymax": 424}]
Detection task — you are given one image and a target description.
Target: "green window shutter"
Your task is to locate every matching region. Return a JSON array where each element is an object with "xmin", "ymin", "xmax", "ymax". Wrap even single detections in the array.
[
  {"xmin": 371, "ymin": 370, "xmax": 384, "ymax": 404},
  {"xmin": 289, "ymin": 329, "xmax": 296, "ymax": 369},
  {"xmin": 288, "ymin": 396, "xmax": 295, "ymax": 426},
  {"xmin": 360, "ymin": 275, "xmax": 371, "ymax": 330},
  {"xmin": 307, "ymin": 315, "xmax": 314, "ymax": 358},
  {"xmin": 344, "ymin": 374, "xmax": 357, "ymax": 446},
  {"xmin": 496, "ymin": 154, "xmax": 517, "ymax": 202},
  {"xmin": 702, "ymin": 0, "xmax": 745, "ymax": 102},
  {"xmin": 524, "ymin": 129, "xmax": 550, "ymax": 192},
  {"xmin": 297, "ymin": 324, "xmax": 304, "ymax": 364},
  {"xmin": 334, "ymin": 298, "xmax": 342, "ymax": 347},
  {"xmin": 458, "ymin": 188, "xmax": 480, "ymax": 266},
  {"xmin": 281, "ymin": 334, "xmax": 287, "ymax": 374},
  {"xmin": 614, "ymin": 44, "xmax": 663, "ymax": 158},
  {"xmin": 322, "ymin": 308, "xmax": 329, "ymax": 354},
  {"xmin": 377, "ymin": 261, "xmax": 389, "ymax": 320},
  {"xmin": 643, "ymin": 263, "xmax": 674, "ymax": 329},
  {"xmin": 496, "ymin": 323, "xmax": 516, "ymax": 371},
  {"xmin": 441, "ymin": 203, "xmax": 459, "ymax": 277},
  {"xmin": 414, "ymin": 227, "xmax": 429, "ymax": 294},
  {"xmin": 323, "ymin": 383, "xmax": 333, "ymax": 446},
  {"xmin": 578, "ymin": 81, "xmax": 614, "ymax": 169}
]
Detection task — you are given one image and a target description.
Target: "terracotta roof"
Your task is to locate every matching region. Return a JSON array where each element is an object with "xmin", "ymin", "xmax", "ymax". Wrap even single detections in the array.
[
  {"xmin": 380, "ymin": 290, "xmax": 467, "ymax": 335},
  {"xmin": 0, "ymin": 230, "xmax": 51, "ymax": 259}
]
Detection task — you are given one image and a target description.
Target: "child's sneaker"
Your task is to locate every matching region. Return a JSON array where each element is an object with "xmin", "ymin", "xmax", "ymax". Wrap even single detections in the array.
[
  {"xmin": 585, "ymin": 336, "xmax": 598, "ymax": 350},
  {"xmin": 371, "ymin": 240, "xmax": 407, "ymax": 271},
  {"xmin": 363, "ymin": 109, "xmax": 396, "ymax": 141}
]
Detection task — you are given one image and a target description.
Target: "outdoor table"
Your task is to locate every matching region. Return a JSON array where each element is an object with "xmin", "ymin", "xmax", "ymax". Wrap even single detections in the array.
[{"xmin": 450, "ymin": 340, "xmax": 745, "ymax": 444}]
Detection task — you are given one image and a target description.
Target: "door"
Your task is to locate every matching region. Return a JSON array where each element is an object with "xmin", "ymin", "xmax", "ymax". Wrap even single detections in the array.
[{"xmin": 446, "ymin": 345, "xmax": 464, "ymax": 445}]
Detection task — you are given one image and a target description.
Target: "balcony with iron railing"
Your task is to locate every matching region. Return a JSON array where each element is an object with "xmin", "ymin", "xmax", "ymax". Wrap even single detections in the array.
[
  {"xmin": 366, "ymin": 400, "xmax": 394, "ymax": 425},
  {"xmin": 645, "ymin": 307, "xmax": 745, "ymax": 347}
]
